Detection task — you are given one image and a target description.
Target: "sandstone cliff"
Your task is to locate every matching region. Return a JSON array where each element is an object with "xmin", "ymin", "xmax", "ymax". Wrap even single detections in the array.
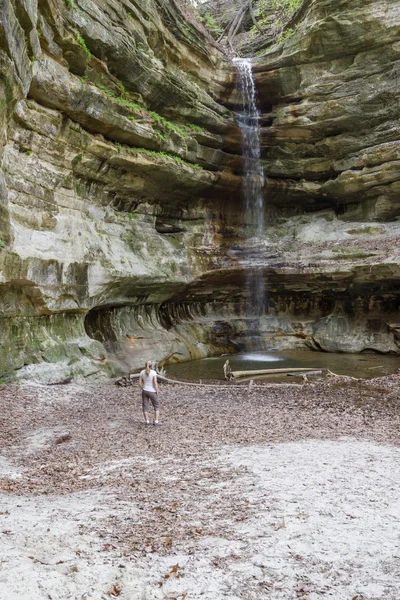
[{"xmin": 0, "ymin": 0, "xmax": 399, "ymax": 380}]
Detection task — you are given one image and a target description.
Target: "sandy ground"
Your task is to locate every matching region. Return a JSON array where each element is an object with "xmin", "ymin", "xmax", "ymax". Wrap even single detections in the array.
[{"xmin": 1, "ymin": 375, "xmax": 400, "ymax": 600}]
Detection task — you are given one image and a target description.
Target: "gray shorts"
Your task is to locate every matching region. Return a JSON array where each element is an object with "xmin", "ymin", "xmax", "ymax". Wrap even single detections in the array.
[{"xmin": 142, "ymin": 390, "xmax": 160, "ymax": 412}]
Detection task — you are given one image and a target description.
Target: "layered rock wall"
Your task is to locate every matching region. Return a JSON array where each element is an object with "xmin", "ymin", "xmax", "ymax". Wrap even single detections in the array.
[
  {"xmin": 221, "ymin": 0, "xmax": 400, "ymax": 357},
  {"xmin": 0, "ymin": 0, "xmax": 239, "ymax": 378},
  {"xmin": 1, "ymin": 0, "xmax": 399, "ymax": 380}
]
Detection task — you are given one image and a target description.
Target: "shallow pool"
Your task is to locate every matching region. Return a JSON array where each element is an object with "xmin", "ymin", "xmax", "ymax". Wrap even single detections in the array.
[{"xmin": 165, "ymin": 350, "xmax": 400, "ymax": 382}]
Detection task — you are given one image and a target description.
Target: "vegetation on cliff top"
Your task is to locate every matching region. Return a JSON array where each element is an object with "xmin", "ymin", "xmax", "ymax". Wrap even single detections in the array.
[{"xmin": 195, "ymin": 0, "xmax": 303, "ymax": 52}]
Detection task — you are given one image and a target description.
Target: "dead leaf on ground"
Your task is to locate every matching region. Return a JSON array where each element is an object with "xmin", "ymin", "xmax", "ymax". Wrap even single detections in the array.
[
  {"xmin": 107, "ymin": 583, "xmax": 121, "ymax": 597},
  {"xmin": 162, "ymin": 563, "xmax": 185, "ymax": 581}
]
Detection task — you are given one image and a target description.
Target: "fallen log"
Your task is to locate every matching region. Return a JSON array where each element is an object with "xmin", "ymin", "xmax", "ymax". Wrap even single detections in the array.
[
  {"xmin": 287, "ymin": 370, "xmax": 323, "ymax": 378},
  {"xmin": 231, "ymin": 367, "xmax": 322, "ymax": 379},
  {"xmin": 115, "ymin": 373, "xmax": 237, "ymax": 388}
]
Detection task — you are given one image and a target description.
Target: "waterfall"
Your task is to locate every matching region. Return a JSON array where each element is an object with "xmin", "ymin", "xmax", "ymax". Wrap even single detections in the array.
[
  {"xmin": 233, "ymin": 57, "xmax": 265, "ymax": 318},
  {"xmin": 233, "ymin": 58, "xmax": 265, "ymax": 235}
]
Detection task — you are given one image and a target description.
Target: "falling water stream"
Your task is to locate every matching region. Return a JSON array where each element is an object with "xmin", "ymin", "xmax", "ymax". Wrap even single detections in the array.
[{"xmin": 233, "ymin": 57, "xmax": 266, "ymax": 318}]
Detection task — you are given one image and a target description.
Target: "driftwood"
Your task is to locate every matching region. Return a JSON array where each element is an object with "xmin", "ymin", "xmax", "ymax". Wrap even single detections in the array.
[
  {"xmin": 326, "ymin": 369, "xmax": 359, "ymax": 381},
  {"xmin": 116, "ymin": 373, "xmax": 241, "ymax": 388},
  {"xmin": 231, "ymin": 367, "xmax": 323, "ymax": 379},
  {"xmin": 287, "ymin": 370, "xmax": 323, "ymax": 378}
]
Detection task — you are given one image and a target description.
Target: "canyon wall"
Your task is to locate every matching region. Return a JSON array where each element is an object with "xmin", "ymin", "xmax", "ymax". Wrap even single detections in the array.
[{"xmin": 0, "ymin": 0, "xmax": 399, "ymax": 380}]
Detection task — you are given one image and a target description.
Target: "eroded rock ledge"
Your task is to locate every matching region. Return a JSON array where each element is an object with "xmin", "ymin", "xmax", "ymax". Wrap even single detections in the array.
[{"xmin": 0, "ymin": 0, "xmax": 399, "ymax": 380}]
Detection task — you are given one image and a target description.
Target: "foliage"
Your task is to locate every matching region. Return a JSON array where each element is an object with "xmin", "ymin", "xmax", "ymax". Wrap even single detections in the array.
[
  {"xmin": 117, "ymin": 82, "xmax": 129, "ymax": 97},
  {"xmin": 95, "ymin": 83, "xmax": 144, "ymax": 112},
  {"xmin": 92, "ymin": 83, "xmax": 201, "ymax": 142},
  {"xmin": 203, "ymin": 13, "xmax": 223, "ymax": 36},
  {"xmin": 76, "ymin": 34, "xmax": 91, "ymax": 58},
  {"xmin": 273, "ymin": 0, "xmax": 302, "ymax": 11},
  {"xmin": 278, "ymin": 27, "xmax": 296, "ymax": 42},
  {"xmin": 251, "ymin": 0, "xmax": 302, "ymax": 38},
  {"xmin": 115, "ymin": 96, "xmax": 144, "ymax": 112},
  {"xmin": 149, "ymin": 111, "xmax": 187, "ymax": 137},
  {"xmin": 124, "ymin": 146, "xmax": 201, "ymax": 170},
  {"xmin": 64, "ymin": 0, "xmax": 73, "ymax": 6},
  {"xmin": 188, "ymin": 123, "xmax": 205, "ymax": 133}
]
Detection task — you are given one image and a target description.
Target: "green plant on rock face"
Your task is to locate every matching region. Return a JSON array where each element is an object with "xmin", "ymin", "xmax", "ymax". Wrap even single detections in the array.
[
  {"xmin": 149, "ymin": 111, "xmax": 187, "ymax": 138},
  {"xmin": 95, "ymin": 83, "xmax": 144, "ymax": 112},
  {"xmin": 0, "ymin": 240, "xmax": 5, "ymax": 248},
  {"xmin": 115, "ymin": 96, "xmax": 144, "ymax": 112},
  {"xmin": 125, "ymin": 147, "xmax": 201, "ymax": 170},
  {"xmin": 188, "ymin": 123, "xmax": 205, "ymax": 133},
  {"xmin": 96, "ymin": 82, "xmax": 114, "ymax": 96},
  {"xmin": 117, "ymin": 82, "xmax": 129, "ymax": 97},
  {"xmin": 154, "ymin": 130, "xmax": 167, "ymax": 142},
  {"xmin": 76, "ymin": 34, "xmax": 91, "ymax": 59},
  {"xmin": 277, "ymin": 25, "xmax": 299, "ymax": 43},
  {"xmin": 203, "ymin": 13, "xmax": 223, "ymax": 36},
  {"xmin": 65, "ymin": 0, "xmax": 74, "ymax": 6}
]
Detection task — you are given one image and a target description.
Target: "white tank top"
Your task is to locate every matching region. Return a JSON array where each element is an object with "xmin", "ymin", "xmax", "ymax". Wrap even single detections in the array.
[{"xmin": 140, "ymin": 369, "xmax": 157, "ymax": 392}]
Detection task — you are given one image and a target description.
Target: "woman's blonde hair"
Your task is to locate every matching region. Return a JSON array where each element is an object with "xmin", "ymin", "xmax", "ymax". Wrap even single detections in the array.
[{"xmin": 145, "ymin": 360, "xmax": 152, "ymax": 376}]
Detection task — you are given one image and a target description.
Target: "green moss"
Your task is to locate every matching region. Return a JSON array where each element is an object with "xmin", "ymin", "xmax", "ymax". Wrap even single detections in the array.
[
  {"xmin": 126, "ymin": 147, "xmax": 201, "ymax": 170},
  {"xmin": 94, "ymin": 82, "xmax": 145, "ymax": 114},
  {"xmin": 188, "ymin": 124, "xmax": 205, "ymax": 133},
  {"xmin": 116, "ymin": 82, "xmax": 129, "ymax": 97},
  {"xmin": 115, "ymin": 96, "xmax": 145, "ymax": 112},
  {"xmin": 0, "ymin": 240, "xmax": 5, "ymax": 248},
  {"xmin": 65, "ymin": 0, "xmax": 74, "ymax": 6},
  {"xmin": 96, "ymin": 82, "xmax": 114, "ymax": 96},
  {"xmin": 278, "ymin": 27, "xmax": 296, "ymax": 42},
  {"xmin": 76, "ymin": 34, "xmax": 91, "ymax": 59},
  {"xmin": 154, "ymin": 131, "xmax": 166, "ymax": 142},
  {"xmin": 332, "ymin": 248, "xmax": 378, "ymax": 259},
  {"xmin": 346, "ymin": 226, "xmax": 385, "ymax": 235},
  {"xmin": 149, "ymin": 111, "xmax": 187, "ymax": 137}
]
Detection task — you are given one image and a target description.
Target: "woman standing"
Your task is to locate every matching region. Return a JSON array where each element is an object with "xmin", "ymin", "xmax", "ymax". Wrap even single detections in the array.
[{"xmin": 139, "ymin": 361, "xmax": 160, "ymax": 425}]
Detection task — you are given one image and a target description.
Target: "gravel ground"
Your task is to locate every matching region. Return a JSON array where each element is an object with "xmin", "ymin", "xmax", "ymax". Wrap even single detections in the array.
[{"xmin": 0, "ymin": 375, "xmax": 400, "ymax": 599}]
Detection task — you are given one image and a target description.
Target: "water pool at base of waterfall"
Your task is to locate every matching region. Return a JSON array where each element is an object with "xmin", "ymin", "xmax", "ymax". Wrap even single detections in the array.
[{"xmin": 165, "ymin": 350, "xmax": 400, "ymax": 382}]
